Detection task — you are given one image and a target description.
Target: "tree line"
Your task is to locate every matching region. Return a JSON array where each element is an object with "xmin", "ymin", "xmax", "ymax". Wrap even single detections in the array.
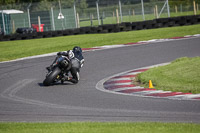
[{"xmin": 1, "ymin": 0, "xmax": 200, "ymax": 5}]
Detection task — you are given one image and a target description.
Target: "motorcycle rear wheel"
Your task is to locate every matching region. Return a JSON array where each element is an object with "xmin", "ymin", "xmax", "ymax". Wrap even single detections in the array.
[{"xmin": 43, "ymin": 67, "xmax": 61, "ymax": 86}]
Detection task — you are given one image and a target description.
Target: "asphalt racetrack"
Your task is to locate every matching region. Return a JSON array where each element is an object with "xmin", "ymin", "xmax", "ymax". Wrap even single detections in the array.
[{"xmin": 0, "ymin": 37, "xmax": 200, "ymax": 123}]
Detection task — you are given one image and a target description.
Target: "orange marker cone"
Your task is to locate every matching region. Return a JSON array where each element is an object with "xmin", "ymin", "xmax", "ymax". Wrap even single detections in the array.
[{"xmin": 149, "ymin": 80, "xmax": 154, "ymax": 88}]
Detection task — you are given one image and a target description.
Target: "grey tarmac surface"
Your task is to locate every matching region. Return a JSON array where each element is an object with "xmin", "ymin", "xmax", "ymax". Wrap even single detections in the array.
[{"xmin": 0, "ymin": 37, "xmax": 200, "ymax": 122}]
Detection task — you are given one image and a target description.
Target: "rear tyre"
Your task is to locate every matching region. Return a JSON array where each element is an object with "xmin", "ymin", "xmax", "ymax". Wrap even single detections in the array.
[{"xmin": 43, "ymin": 67, "xmax": 61, "ymax": 86}]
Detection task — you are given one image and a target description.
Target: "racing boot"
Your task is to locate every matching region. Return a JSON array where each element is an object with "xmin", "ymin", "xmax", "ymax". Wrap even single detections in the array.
[
  {"xmin": 61, "ymin": 75, "xmax": 71, "ymax": 84},
  {"xmin": 46, "ymin": 66, "xmax": 52, "ymax": 71},
  {"xmin": 61, "ymin": 76, "xmax": 78, "ymax": 84},
  {"xmin": 46, "ymin": 63, "xmax": 56, "ymax": 71}
]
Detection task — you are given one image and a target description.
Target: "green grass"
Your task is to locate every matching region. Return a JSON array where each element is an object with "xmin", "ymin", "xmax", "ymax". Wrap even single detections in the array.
[
  {"xmin": 137, "ymin": 57, "xmax": 200, "ymax": 94},
  {"xmin": 0, "ymin": 122, "xmax": 200, "ymax": 133},
  {"xmin": 1, "ymin": 24, "xmax": 200, "ymax": 62}
]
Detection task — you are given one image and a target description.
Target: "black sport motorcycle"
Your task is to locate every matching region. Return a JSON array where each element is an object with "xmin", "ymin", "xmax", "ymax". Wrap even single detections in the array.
[{"xmin": 43, "ymin": 55, "xmax": 71, "ymax": 86}]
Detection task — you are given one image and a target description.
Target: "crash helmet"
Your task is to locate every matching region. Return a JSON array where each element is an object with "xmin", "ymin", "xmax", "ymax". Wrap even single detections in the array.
[{"xmin": 73, "ymin": 46, "xmax": 82, "ymax": 54}]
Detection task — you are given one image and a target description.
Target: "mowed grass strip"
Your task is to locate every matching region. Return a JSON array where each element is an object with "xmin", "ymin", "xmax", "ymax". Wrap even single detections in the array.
[
  {"xmin": 0, "ymin": 24, "xmax": 200, "ymax": 62},
  {"xmin": 137, "ymin": 57, "xmax": 200, "ymax": 94},
  {"xmin": 0, "ymin": 122, "xmax": 200, "ymax": 133}
]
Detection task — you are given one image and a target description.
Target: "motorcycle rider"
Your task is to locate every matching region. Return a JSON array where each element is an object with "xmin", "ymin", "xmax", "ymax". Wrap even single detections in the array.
[{"xmin": 47, "ymin": 46, "xmax": 84, "ymax": 84}]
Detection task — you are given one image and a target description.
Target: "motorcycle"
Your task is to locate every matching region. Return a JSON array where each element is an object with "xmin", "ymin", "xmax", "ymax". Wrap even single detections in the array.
[{"xmin": 43, "ymin": 55, "xmax": 71, "ymax": 86}]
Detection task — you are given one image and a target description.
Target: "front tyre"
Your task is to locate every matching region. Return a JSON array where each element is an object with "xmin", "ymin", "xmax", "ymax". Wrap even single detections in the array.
[{"xmin": 43, "ymin": 67, "xmax": 61, "ymax": 86}]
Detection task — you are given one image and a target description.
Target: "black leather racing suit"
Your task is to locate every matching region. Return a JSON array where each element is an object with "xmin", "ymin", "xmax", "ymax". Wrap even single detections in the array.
[{"xmin": 58, "ymin": 50, "xmax": 84, "ymax": 84}]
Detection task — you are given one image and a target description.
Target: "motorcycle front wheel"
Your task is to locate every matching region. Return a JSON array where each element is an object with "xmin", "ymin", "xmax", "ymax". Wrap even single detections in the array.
[{"xmin": 43, "ymin": 67, "xmax": 61, "ymax": 86}]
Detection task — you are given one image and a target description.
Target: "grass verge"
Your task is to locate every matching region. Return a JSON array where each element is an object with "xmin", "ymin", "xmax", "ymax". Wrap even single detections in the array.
[
  {"xmin": 0, "ymin": 24, "xmax": 200, "ymax": 62},
  {"xmin": 137, "ymin": 57, "xmax": 200, "ymax": 94},
  {"xmin": 0, "ymin": 122, "xmax": 200, "ymax": 133},
  {"xmin": 80, "ymin": 11, "xmax": 198, "ymax": 27}
]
